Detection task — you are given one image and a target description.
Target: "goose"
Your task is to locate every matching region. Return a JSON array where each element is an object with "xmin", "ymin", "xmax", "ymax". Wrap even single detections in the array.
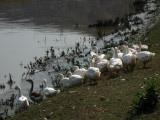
[
  {"xmin": 57, "ymin": 73, "xmax": 83, "ymax": 88},
  {"xmin": 57, "ymin": 73, "xmax": 71, "ymax": 88},
  {"xmin": 109, "ymin": 47, "xmax": 123, "ymax": 74},
  {"xmin": 90, "ymin": 46, "xmax": 106, "ymax": 62},
  {"xmin": 132, "ymin": 42, "xmax": 148, "ymax": 51},
  {"xmin": 15, "ymin": 86, "xmax": 29, "ymax": 110},
  {"xmin": 72, "ymin": 66, "xmax": 87, "ymax": 80},
  {"xmin": 84, "ymin": 59, "xmax": 101, "ymax": 85},
  {"xmin": 68, "ymin": 73, "xmax": 83, "ymax": 86},
  {"xmin": 92, "ymin": 57, "xmax": 109, "ymax": 73},
  {"xmin": 121, "ymin": 45, "xmax": 137, "ymax": 70},
  {"xmin": 26, "ymin": 79, "xmax": 44, "ymax": 103},
  {"xmin": 136, "ymin": 43, "xmax": 155, "ymax": 68},
  {"xmin": 43, "ymin": 79, "xmax": 60, "ymax": 97},
  {"xmin": 71, "ymin": 66, "xmax": 79, "ymax": 72},
  {"xmin": 117, "ymin": 48, "xmax": 124, "ymax": 59}
]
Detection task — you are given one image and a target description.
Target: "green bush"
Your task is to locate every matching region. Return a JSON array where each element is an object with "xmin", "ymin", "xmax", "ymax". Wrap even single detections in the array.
[{"xmin": 128, "ymin": 77, "xmax": 160, "ymax": 118}]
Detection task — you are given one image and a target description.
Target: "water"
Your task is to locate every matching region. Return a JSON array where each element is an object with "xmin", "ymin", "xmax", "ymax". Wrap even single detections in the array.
[{"xmin": 0, "ymin": 0, "xmax": 135, "ymax": 117}]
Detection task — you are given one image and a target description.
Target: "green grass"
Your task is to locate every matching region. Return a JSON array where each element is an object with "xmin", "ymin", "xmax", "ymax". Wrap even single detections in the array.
[{"xmin": 11, "ymin": 21, "xmax": 160, "ymax": 120}]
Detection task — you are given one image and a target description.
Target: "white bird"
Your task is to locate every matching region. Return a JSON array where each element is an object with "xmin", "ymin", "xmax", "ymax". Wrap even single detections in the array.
[
  {"xmin": 93, "ymin": 57, "xmax": 109, "ymax": 73},
  {"xmin": 71, "ymin": 66, "xmax": 79, "ymax": 72},
  {"xmin": 109, "ymin": 47, "xmax": 123, "ymax": 74},
  {"xmin": 132, "ymin": 42, "xmax": 148, "ymax": 51},
  {"xmin": 84, "ymin": 59, "xmax": 101, "ymax": 85},
  {"xmin": 136, "ymin": 43, "xmax": 155, "ymax": 68},
  {"xmin": 90, "ymin": 46, "xmax": 106, "ymax": 62},
  {"xmin": 15, "ymin": 86, "xmax": 29, "ymax": 110},
  {"xmin": 69, "ymin": 74, "xmax": 83, "ymax": 86},
  {"xmin": 121, "ymin": 45, "xmax": 137, "ymax": 70},
  {"xmin": 57, "ymin": 73, "xmax": 71, "ymax": 88},
  {"xmin": 73, "ymin": 66, "xmax": 87, "ymax": 80},
  {"xmin": 43, "ymin": 79, "xmax": 60, "ymax": 97},
  {"xmin": 90, "ymin": 46, "xmax": 109, "ymax": 73},
  {"xmin": 57, "ymin": 73, "xmax": 83, "ymax": 88},
  {"xmin": 117, "ymin": 48, "xmax": 124, "ymax": 59}
]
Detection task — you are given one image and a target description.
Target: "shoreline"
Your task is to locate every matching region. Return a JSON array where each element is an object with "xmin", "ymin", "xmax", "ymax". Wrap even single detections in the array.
[{"xmin": 129, "ymin": 0, "xmax": 160, "ymax": 42}]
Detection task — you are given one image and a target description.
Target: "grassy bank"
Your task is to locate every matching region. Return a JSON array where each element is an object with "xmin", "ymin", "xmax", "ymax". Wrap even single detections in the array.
[{"xmin": 11, "ymin": 21, "xmax": 160, "ymax": 120}]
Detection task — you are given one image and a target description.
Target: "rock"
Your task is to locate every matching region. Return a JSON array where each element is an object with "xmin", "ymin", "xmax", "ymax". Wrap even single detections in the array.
[{"xmin": 69, "ymin": 91, "xmax": 78, "ymax": 94}]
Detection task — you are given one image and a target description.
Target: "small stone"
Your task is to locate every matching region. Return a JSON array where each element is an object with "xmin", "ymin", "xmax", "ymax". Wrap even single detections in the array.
[
  {"xmin": 121, "ymin": 79, "xmax": 125, "ymax": 81},
  {"xmin": 50, "ymin": 112, "xmax": 53, "ymax": 115},
  {"xmin": 69, "ymin": 91, "xmax": 78, "ymax": 94}
]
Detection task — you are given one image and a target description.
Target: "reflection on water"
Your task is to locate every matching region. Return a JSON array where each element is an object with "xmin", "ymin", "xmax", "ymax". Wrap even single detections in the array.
[
  {"xmin": 0, "ymin": 0, "xmax": 134, "ymax": 26},
  {"xmin": 0, "ymin": 0, "xmax": 135, "ymax": 117}
]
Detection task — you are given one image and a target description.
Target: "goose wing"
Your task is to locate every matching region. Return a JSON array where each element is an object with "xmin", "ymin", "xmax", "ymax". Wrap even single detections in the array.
[{"xmin": 30, "ymin": 91, "xmax": 42, "ymax": 97}]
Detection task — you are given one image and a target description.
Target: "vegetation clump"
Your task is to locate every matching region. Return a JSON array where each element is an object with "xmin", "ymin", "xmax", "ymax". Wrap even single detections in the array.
[{"xmin": 128, "ymin": 77, "xmax": 160, "ymax": 119}]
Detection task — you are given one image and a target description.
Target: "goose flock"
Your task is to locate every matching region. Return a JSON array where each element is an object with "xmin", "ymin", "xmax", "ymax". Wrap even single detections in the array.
[{"xmin": 14, "ymin": 40, "xmax": 155, "ymax": 111}]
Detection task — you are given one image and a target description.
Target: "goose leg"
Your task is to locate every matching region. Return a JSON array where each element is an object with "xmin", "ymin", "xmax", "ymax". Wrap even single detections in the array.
[
  {"xmin": 89, "ymin": 78, "xmax": 92, "ymax": 85},
  {"xmin": 83, "ymin": 78, "xmax": 86, "ymax": 84},
  {"xmin": 93, "ymin": 78, "xmax": 97, "ymax": 85},
  {"xmin": 131, "ymin": 64, "xmax": 135, "ymax": 70},
  {"xmin": 126, "ymin": 65, "xmax": 129, "ymax": 71},
  {"xmin": 143, "ymin": 62, "xmax": 146, "ymax": 68}
]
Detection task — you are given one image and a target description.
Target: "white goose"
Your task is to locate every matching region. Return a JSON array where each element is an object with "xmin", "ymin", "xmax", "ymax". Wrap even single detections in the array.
[
  {"xmin": 136, "ymin": 43, "xmax": 155, "ymax": 68},
  {"xmin": 57, "ymin": 73, "xmax": 83, "ymax": 88},
  {"xmin": 84, "ymin": 59, "xmax": 101, "ymax": 85},
  {"xmin": 57, "ymin": 73, "xmax": 71, "ymax": 88},
  {"xmin": 117, "ymin": 48, "xmax": 124, "ymax": 59},
  {"xmin": 132, "ymin": 42, "xmax": 148, "ymax": 51},
  {"xmin": 122, "ymin": 45, "xmax": 137, "ymax": 70},
  {"xmin": 109, "ymin": 47, "xmax": 123, "ymax": 74},
  {"xmin": 68, "ymin": 73, "xmax": 83, "ymax": 86},
  {"xmin": 71, "ymin": 66, "xmax": 79, "ymax": 72},
  {"xmin": 43, "ymin": 79, "xmax": 60, "ymax": 97},
  {"xmin": 73, "ymin": 67, "xmax": 87, "ymax": 80},
  {"xmin": 90, "ymin": 46, "xmax": 106, "ymax": 62},
  {"xmin": 15, "ymin": 86, "xmax": 29, "ymax": 110},
  {"xmin": 93, "ymin": 57, "xmax": 109, "ymax": 73}
]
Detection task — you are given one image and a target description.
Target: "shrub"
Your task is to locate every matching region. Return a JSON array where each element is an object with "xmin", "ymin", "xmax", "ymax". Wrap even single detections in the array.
[
  {"xmin": 51, "ymin": 77, "xmax": 63, "ymax": 91},
  {"xmin": 128, "ymin": 77, "xmax": 160, "ymax": 119}
]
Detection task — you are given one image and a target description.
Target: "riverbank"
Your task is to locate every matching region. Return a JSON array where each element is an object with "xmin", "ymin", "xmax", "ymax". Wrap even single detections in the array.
[{"xmin": 10, "ymin": 19, "xmax": 160, "ymax": 120}]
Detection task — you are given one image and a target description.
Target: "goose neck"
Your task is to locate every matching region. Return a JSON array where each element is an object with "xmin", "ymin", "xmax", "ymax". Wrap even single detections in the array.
[
  {"xmin": 95, "ymin": 47, "xmax": 98, "ymax": 55},
  {"xmin": 114, "ymin": 48, "xmax": 118, "ymax": 58},
  {"xmin": 17, "ymin": 86, "xmax": 22, "ymax": 97},
  {"xmin": 58, "ymin": 73, "xmax": 64, "ymax": 79},
  {"xmin": 43, "ymin": 79, "xmax": 47, "ymax": 88},
  {"xmin": 121, "ymin": 45, "xmax": 127, "ymax": 56},
  {"xmin": 84, "ymin": 59, "xmax": 91, "ymax": 67},
  {"xmin": 67, "ymin": 72, "xmax": 72, "ymax": 77},
  {"xmin": 126, "ymin": 46, "xmax": 129, "ymax": 54},
  {"xmin": 111, "ymin": 47, "xmax": 115, "ymax": 58},
  {"xmin": 29, "ymin": 82, "xmax": 34, "ymax": 94},
  {"xmin": 138, "ymin": 43, "xmax": 142, "ymax": 52}
]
